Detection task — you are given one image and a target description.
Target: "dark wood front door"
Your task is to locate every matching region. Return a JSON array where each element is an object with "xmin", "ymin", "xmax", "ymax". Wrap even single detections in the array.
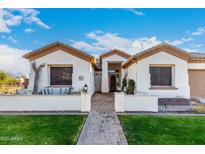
[{"xmin": 110, "ymin": 75, "xmax": 116, "ymax": 92}]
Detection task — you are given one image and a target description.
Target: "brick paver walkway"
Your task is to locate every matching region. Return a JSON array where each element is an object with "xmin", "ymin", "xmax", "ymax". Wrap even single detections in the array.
[{"xmin": 77, "ymin": 93, "xmax": 128, "ymax": 145}]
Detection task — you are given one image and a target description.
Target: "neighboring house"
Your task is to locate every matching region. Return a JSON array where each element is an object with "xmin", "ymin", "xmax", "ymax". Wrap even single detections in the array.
[{"xmin": 23, "ymin": 42, "xmax": 205, "ymax": 99}]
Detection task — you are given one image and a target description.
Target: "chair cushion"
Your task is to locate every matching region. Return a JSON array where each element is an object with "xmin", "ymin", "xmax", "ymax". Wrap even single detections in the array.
[
  {"xmin": 68, "ymin": 87, "xmax": 74, "ymax": 94},
  {"xmin": 16, "ymin": 89, "xmax": 27, "ymax": 95},
  {"xmin": 53, "ymin": 88, "xmax": 61, "ymax": 94},
  {"xmin": 64, "ymin": 88, "xmax": 70, "ymax": 94},
  {"xmin": 60, "ymin": 88, "xmax": 68, "ymax": 94},
  {"xmin": 47, "ymin": 87, "xmax": 53, "ymax": 94},
  {"xmin": 43, "ymin": 88, "xmax": 49, "ymax": 95}
]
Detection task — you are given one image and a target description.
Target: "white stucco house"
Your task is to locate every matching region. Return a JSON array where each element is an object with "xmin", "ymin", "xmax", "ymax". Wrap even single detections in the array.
[{"xmin": 23, "ymin": 41, "xmax": 205, "ymax": 99}]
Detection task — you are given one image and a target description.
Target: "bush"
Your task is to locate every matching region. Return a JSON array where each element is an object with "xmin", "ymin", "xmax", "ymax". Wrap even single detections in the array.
[
  {"xmin": 0, "ymin": 71, "xmax": 18, "ymax": 85},
  {"xmin": 127, "ymin": 79, "xmax": 135, "ymax": 94},
  {"xmin": 192, "ymin": 104, "xmax": 205, "ymax": 114}
]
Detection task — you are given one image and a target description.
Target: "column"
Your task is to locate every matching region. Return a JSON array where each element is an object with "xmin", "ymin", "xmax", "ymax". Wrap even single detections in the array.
[{"xmin": 101, "ymin": 61, "xmax": 109, "ymax": 93}]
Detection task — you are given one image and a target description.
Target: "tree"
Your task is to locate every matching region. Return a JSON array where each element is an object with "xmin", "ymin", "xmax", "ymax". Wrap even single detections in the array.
[
  {"xmin": 32, "ymin": 62, "xmax": 45, "ymax": 94},
  {"xmin": 121, "ymin": 71, "xmax": 128, "ymax": 91},
  {"xmin": 0, "ymin": 72, "xmax": 6, "ymax": 81}
]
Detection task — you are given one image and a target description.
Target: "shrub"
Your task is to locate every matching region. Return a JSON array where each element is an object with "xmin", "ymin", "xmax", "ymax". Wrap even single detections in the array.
[
  {"xmin": 192, "ymin": 104, "xmax": 205, "ymax": 114},
  {"xmin": 0, "ymin": 71, "xmax": 18, "ymax": 85},
  {"xmin": 127, "ymin": 79, "xmax": 136, "ymax": 94}
]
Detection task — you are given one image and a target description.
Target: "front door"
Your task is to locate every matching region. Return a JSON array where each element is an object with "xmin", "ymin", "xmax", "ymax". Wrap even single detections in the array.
[
  {"xmin": 95, "ymin": 72, "xmax": 102, "ymax": 92},
  {"xmin": 110, "ymin": 75, "xmax": 116, "ymax": 92}
]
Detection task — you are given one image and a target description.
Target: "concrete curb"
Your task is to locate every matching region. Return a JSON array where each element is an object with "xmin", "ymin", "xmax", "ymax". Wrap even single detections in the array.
[
  {"xmin": 117, "ymin": 112, "xmax": 205, "ymax": 116},
  {"xmin": 0, "ymin": 111, "xmax": 88, "ymax": 115}
]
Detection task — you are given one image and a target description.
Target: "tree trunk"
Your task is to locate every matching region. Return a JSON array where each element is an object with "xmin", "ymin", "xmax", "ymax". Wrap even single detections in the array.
[{"xmin": 32, "ymin": 62, "xmax": 45, "ymax": 94}]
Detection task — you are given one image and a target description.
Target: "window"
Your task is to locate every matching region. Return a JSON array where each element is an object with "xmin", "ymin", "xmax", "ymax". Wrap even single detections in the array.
[
  {"xmin": 150, "ymin": 66, "xmax": 172, "ymax": 86},
  {"xmin": 50, "ymin": 67, "xmax": 73, "ymax": 85}
]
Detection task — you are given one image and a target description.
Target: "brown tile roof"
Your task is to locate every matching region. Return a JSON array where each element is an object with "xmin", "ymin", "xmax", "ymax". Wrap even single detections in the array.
[
  {"xmin": 23, "ymin": 41, "xmax": 96, "ymax": 65},
  {"xmin": 122, "ymin": 42, "xmax": 205, "ymax": 68},
  {"xmin": 190, "ymin": 53, "xmax": 205, "ymax": 60}
]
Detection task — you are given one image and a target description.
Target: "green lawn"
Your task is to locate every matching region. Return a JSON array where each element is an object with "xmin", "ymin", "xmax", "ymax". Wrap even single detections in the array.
[
  {"xmin": 0, "ymin": 115, "xmax": 86, "ymax": 145},
  {"xmin": 119, "ymin": 115, "xmax": 205, "ymax": 145}
]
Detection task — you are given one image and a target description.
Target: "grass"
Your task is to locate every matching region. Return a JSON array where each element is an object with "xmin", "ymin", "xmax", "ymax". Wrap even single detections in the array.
[
  {"xmin": 0, "ymin": 115, "xmax": 86, "ymax": 145},
  {"xmin": 119, "ymin": 115, "xmax": 205, "ymax": 145}
]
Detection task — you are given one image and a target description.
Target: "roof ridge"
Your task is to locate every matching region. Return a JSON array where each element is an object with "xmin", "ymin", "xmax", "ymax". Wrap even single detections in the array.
[
  {"xmin": 23, "ymin": 41, "xmax": 96, "ymax": 65},
  {"xmin": 122, "ymin": 42, "xmax": 193, "ymax": 68},
  {"xmin": 23, "ymin": 41, "xmax": 94, "ymax": 59},
  {"xmin": 99, "ymin": 48, "xmax": 131, "ymax": 59}
]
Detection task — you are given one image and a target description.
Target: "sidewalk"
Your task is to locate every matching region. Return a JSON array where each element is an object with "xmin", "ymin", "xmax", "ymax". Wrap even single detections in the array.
[{"xmin": 77, "ymin": 93, "xmax": 128, "ymax": 145}]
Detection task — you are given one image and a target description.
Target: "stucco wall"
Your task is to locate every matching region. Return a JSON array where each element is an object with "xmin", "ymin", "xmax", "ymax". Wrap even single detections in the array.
[
  {"xmin": 101, "ymin": 54, "xmax": 128, "ymax": 93},
  {"xmin": 127, "ymin": 63, "xmax": 137, "ymax": 81},
  {"xmin": 0, "ymin": 95, "xmax": 81, "ymax": 111},
  {"xmin": 28, "ymin": 50, "xmax": 94, "ymax": 95},
  {"xmin": 0, "ymin": 93, "xmax": 91, "ymax": 112},
  {"xmin": 126, "ymin": 51, "xmax": 190, "ymax": 98},
  {"xmin": 114, "ymin": 92, "xmax": 158, "ymax": 112}
]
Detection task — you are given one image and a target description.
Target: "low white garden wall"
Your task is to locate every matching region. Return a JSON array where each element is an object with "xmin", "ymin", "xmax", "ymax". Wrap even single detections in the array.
[
  {"xmin": 0, "ymin": 92, "xmax": 90, "ymax": 112},
  {"xmin": 115, "ymin": 92, "xmax": 158, "ymax": 112}
]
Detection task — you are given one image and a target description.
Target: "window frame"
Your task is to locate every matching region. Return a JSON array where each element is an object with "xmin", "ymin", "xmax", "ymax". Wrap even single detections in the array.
[
  {"xmin": 149, "ymin": 64, "xmax": 175, "ymax": 88},
  {"xmin": 49, "ymin": 64, "xmax": 73, "ymax": 86}
]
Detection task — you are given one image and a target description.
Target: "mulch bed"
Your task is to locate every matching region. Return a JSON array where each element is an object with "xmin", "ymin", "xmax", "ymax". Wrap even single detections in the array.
[{"xmin": 158, "ymin": 98, "xmax": 191, "ymax": 106}]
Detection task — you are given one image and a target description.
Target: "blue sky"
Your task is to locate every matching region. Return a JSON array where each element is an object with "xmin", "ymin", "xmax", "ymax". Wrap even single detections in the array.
[{"xmin": 0, "ymin": 8, "xmax": 205, "ymax": 75}]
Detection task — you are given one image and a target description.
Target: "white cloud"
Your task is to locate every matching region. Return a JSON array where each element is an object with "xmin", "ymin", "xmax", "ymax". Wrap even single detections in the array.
[
  {"xmin": 191, "ymin": 27, "xmax": 205, "ymax": 36},
  {"xmin": 125, "ymin": 9, "xmax": 145, "ymax": 16},
  {"xmin": 13, "ymin": 9, "xmax": 51, "ymax": 29},
  {"xmin": 24, "ymin": 28, "xmax": 34, "ymax": 33},
  {"xmin": 183, "ymin": 48, "xmax": 198, "ymax": 53},
  {"xmin": 33, "ymin": 40, "xmax": 39, "ymax": 44},
  {"xmin": 130, "ymin": 37, "xmax": 160, "ymax": 53},
  {"xmin": 24, "ymin": 15, "xmax": 50, "ymax": 30},
  {"xmin": 0, "ymin": 9, "xmax": 10, "ymax": 32},
  {"xmin": 0, "ymin": 8, "xmax": 50, "ymax": 33},
  {"xmin": 86, "ymin": 31, "xmax": 131, "ymax": 50},
  {"xmin": 1, "ymin": 35, "xmax": 18, "ymax": 44},
  {"xmin": 166, "ymin": 37, "xmax": 193, "ymax": 46},
  {"xmin": 193, "ymin": 44, "xmax": 203, "ymax": 48},
  {"xmin": 7, "ymin": 36, "xmax": 17, "ymax": 43},
  {"xmin": 70, "ymin": 31, "xmax": 161, "ymax": 56},
  {"xmin": 72, "ymin": 41, "xmax": 105, "ymax": 52},
  {"xmin": 0, "ymin": 44, "xmax": 30, "ymax": 76},
  {"xmin": 3, "ymin": 10, "xmax": 23, "ymax": 26}
]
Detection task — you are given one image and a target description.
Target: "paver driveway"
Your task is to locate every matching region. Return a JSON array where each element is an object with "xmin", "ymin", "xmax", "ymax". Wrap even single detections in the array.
[{"xmin": 77, "ymin": 93, "xmax": 128, "ymax": 145}]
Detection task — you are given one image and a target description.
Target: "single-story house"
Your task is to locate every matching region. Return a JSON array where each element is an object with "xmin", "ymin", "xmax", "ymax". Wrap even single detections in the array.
[{"xmin": 23, "ymin": 41, "xmax": 205, "ymax": 99}]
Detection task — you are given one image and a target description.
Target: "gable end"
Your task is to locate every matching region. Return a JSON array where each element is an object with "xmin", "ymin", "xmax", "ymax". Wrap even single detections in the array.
[
  {"xmin": 100, "ymin": 49, "xmax": 131, "ymax": 59},
  {"xmin": 23, "ymin": 42, "xmax": 96, "ymax": 65},
  {"xmin": 122, "ymin": 43, "xmax": 193, "ymax": 68}
]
